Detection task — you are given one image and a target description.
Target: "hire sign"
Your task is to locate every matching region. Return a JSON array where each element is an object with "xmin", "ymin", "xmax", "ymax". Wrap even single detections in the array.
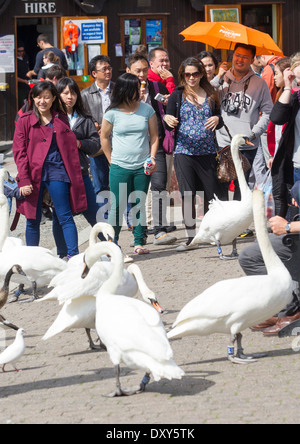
[{"xmin": 21, "ymin": 0, "xmax": 56, "ymax": 14}]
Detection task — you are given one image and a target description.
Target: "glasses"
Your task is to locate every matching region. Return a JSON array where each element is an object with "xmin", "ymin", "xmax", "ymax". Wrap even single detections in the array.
[
  {"xmin": 184, "ymin": 72, "xmax": 201, "ymax": 79},
  {"xmin": 95, "ymin": 66, "xmax": 112, "ymax": 73}
]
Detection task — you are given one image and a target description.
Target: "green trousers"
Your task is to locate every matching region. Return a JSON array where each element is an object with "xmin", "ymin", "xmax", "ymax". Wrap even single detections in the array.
[{"xmin": 108, "ymin": 164, "xmax": 151, "ymax": 246}]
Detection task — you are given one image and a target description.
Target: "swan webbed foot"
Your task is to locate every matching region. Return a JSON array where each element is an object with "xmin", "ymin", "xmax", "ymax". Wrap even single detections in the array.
[
  {"xmin": 103, "ymin": 386, "xmax": 140, "ymax": 398},
  {"xmin": 217, "ymin": 241, "xmax": 239, "ymax": 261},
  {"xmin": 104, "ymin": 366, "xmax": 149, "ymax": 397}
]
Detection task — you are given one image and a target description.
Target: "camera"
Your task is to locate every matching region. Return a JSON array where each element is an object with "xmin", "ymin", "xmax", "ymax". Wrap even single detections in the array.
[
  {"xmin": 225, "ymin": 103, "xmax": 239, "ymax": 115},
  {"xmin": 154, "ymin": 93, "xmax": 167, "ymax": 103}
]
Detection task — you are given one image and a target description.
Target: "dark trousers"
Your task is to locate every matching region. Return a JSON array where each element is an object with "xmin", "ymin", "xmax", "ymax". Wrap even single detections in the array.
[
  {"xmin": 150, "ymin": 149, "xmax": 169, "ymax": 235},
  {"xmin": 239, "ymin": 233, "xmax": 300, "ymax": 317}
]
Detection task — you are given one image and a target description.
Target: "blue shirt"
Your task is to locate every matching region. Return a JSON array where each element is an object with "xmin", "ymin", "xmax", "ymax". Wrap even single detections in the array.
[
  {"xmin": 41, "ymin": 121, "xmax": 70, "ymax": 183},
  {"xmin": 175, "ymin": 98, "xmax": 217, "ymax": 156}
]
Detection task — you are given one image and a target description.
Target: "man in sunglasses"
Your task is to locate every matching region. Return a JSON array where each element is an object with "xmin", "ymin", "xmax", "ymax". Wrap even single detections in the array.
[{"xmin": 215, "ymin": 43, "xmax": 273, "ymax": 201}]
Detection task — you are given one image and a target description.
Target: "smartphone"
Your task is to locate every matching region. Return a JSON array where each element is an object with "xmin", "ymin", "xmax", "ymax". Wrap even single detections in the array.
[{"xmin": 154, "ymin": 93, "xmax": 166, "ymax": 103}]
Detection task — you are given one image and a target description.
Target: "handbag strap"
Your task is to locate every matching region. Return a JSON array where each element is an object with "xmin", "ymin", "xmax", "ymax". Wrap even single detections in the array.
[{"xmin": 153, "ymin": 81, "xmax": 165, "ymax": 122}]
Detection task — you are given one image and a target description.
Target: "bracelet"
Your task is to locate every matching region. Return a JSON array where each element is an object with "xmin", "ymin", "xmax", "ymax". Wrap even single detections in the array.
[
  {"xmin": 284, "ymin": 87, "xmax": 292, "ymax": 91},
  {"xmin": 150, "ymin": 156, "xmax": 156, "ymax": 160}
]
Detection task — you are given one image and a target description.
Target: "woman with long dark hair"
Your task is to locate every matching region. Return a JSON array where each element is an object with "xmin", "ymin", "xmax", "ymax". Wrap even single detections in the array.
[
  {"xmin": 101, "ymin": 73, "xmax": 159, "ymax": 254},
  {"xmin": 164, "ymin": 57, "xmax": 224, "ymax": 251},
  {"xmin": 13, "ymin": 81, "xmax": 87, "ymax": 259},
  {"xmin": 53, "ymin": 77, "xmax": 101, "ymax": 257}
]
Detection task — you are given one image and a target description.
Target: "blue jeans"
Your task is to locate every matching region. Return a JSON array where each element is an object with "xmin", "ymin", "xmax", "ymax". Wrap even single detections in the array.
[
  {"xmin": 89, "ymin": 155, "xmax": 110, "ymax": 194},
  {"xmin": 26, "ymin": 181, "xmax": 79, "ymax": 258},
  {"xmin": 52, "ymin": 174, "xmax": 104, "ymax": 258},
  {"xmin": 294, "ymin": 168, "xmax": 300, "ymax": 184}
]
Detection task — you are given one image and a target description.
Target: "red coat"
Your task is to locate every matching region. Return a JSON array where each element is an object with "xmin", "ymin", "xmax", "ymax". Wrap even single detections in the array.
[{"xmin": 13, "ymin": 110, "xmax": 87, "ymax": 220}]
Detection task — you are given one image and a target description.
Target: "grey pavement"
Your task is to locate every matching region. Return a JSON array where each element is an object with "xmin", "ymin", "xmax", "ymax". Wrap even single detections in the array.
[{"xmin": 0, "ymin": 150, "xmax": 300, "ymax": 424}]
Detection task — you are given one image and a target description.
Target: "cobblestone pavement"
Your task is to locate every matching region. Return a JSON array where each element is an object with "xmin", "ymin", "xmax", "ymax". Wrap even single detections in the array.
[
  {"xmin": 0, "ymin": 216, "xmax": 300, "ymax": 425},
  {"xmin": 1, "ymin": 150, "xmax": 300, "ymax": 424}
]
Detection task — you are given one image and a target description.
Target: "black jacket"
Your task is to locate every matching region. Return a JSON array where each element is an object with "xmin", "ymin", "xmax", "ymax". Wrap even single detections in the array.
[
  {"xmin": 71, "ymin": 113, "xmax": 101, "ymax": 176},
  {"xmin": 164, "ymin": 86, "xmax": 224, "ymax": 146},
  {"xmin": 270, "ymin": 93, "xmax": 300, "ymax": 217},
  {"xmin": 147, "ymin": 80, "xmax": 169, "ymax": 149}
]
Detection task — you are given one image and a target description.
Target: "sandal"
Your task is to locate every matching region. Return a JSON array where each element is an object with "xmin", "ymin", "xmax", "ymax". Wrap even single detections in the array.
[{"xmin": 134, "ymin": 246, "xmax": 150, "ymax": 255}]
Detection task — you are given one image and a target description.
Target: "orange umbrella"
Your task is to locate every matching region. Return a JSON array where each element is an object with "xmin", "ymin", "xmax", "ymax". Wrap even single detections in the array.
[{"xmin": 180, "ymin": 21, "xmax": 283, "ymax": 56}]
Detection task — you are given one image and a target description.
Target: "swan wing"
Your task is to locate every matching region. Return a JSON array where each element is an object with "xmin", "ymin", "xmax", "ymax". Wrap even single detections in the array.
[
  {"xmin": 43, "ymin": 297, "xmax": 96, "ymax": 340},
  {"xmin": 97, "ymin": 296, "xmax": 172, "ymax": 361}
]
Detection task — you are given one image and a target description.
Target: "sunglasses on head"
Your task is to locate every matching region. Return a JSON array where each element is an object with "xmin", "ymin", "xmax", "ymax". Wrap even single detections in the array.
[{"xmin": 184, "ymin": 71, "xmax": 201, "ymax": 79}]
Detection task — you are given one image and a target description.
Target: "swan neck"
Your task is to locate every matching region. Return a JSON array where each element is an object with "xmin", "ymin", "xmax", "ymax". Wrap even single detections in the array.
[
  {"xmin": 253, "ymin": 198, "xmax": 286, "ymax": 274},
  {"xmin": 87, "ymin": 243, "xmax": 124, "ymax": 296},
  {"xmin": 231, "ymin": 143, "xmax": 249, "ymax": 197}
]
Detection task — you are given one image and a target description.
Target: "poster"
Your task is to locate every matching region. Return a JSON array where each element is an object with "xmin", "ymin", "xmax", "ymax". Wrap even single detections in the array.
[
  {"xmin": 210, "ymin": 8, "xmax": 240, "ymax": 23},
  {"xmin": 0, "ymin": 34, "xmax": 14, "ymax": 73},
  {"xmin": 63, "ymin": 19, "xmax": 105, "ymax": 70},
  {"xmin": 129, "ymin": 20, "xmax": 141, "ymax": 45},
  {"xmin": 146, "ymin": 20, "xmax": 162, "ymax": 44}
]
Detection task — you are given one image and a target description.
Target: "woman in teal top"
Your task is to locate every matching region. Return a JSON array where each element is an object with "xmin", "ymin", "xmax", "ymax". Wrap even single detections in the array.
[{"xmin": 101, "ymin": 73, "xmax": 159, "ymax": 254}]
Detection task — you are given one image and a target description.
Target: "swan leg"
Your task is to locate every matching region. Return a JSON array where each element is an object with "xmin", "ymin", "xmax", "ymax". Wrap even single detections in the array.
[
  {"xmin": 104, "ymin": 365, "xmax": 139, "ymax": 398},
  {"xmin": 104, "ymin": 366, "xmax": 147, "ymax": 398},
  {"xmin": 228, "ymin": 333, "xmax": 259, "ymax": 365},
  {"xmin": 85, "ymin": 329, "xmax": 107, "ymax": 351},
  {"xmin": 217, "ymin": 240, "xmax": 239, "ymax": 261},
  {"xmin": 18, "ymin": 281, "xmax": 39, "ymax": 303},
  {"xmin": 8, "ymin": 284, "xmax": 25, "ymax": 303}
]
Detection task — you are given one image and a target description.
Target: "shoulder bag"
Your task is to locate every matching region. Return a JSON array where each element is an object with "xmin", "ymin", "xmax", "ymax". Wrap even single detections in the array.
[
  {"xmin": 216, "ymin": 125, "xmax": 251, "ymax": 183},
  {"xmin": 153, "ymin": 82, "xmax": 175, "ymax": 155}
]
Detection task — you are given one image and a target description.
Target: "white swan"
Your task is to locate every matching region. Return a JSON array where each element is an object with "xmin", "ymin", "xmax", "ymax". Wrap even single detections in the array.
[
  {"xmin": 42, "ymin": 263, "xmax": 163, "ymax": 349},
  {"xmin": 167, "ymin": 190, "xmax": 293, "ymax": 364},
  {"xmin": 82, "ymin": 241, "xmax": 184, "ymax": 396},
  {"xmin": 190, "ymin": 134, "xmax": 254, "ymax": 260}
]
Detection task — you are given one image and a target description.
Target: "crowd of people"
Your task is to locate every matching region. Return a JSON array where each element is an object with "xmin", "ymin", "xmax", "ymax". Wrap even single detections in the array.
[{"xmin": 11, "ymin": 34, "xmax": 300, "ymax": 335}]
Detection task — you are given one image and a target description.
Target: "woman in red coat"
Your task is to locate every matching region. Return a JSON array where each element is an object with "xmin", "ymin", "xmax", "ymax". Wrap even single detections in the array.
[{"xmin": 13, "ymin": 81, "xmax": 87, "ymax": 258}]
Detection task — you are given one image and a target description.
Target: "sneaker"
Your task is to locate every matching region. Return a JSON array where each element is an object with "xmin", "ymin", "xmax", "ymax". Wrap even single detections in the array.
[
  {"xmin": 239, "ymin": 229, "xmax": 254, "ymax": 238},
  {"xmin": 176, "ymin": 242, "xmax": 199, "ymax": 252},
  {"xmin": 153, "ymin": 232, "xmax": 177, "ymax": 246}
]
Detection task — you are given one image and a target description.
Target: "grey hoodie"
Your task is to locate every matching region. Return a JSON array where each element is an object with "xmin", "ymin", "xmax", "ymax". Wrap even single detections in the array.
[{"xmin": 215, "ymin": 69, "xmax": 273, "ymax": 150}]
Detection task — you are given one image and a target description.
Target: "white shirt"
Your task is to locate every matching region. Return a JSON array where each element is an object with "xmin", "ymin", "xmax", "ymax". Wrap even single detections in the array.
[{"xmin": 96, "ymin": 81, "xmax": 112, "ymax": 114}]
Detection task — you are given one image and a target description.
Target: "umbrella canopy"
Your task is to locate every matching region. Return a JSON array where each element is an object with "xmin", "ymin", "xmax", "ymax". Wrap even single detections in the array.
[{"xmin": 180, "ymin": 21, "xmax": 283, "ymax": 56}]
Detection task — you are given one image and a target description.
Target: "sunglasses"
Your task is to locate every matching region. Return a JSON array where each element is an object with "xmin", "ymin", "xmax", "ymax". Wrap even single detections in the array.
[{"xmin": 184, "ymin": 72, "xmax": 201, "ymax": 79}]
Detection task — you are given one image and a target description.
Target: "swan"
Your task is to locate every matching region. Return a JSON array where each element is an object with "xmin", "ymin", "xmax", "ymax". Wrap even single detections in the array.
[
  {"xmin": 42, "ymin": 263, "xmax": 163, "ymax": 350},
  {"xmin": 82, "ymin": 241, "xmax": 184, "ymax": 396},
  {"xmin": 167, "ymin": 190, "xmax": 293, "ymax": 364},
  {"xmin": 190, "ymin": 134, "xmax": 254, "ymax": 260},
  {"xmin": 42, "ymin": 223, "xmax": 132, "ymax": 303}
]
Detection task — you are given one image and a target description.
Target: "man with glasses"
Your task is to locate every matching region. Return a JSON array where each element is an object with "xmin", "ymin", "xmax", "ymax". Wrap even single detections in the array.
[
  {"xmin": 81, "ymin": 55, "xmax": 113, "ymax": 201},
  {"xmin": 215, "ymin": 43, "xmax": 273, "ymax": 202}
]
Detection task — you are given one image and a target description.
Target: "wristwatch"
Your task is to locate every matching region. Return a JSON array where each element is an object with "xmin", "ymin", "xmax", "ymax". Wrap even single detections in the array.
[{"xmin": 286, "ymin": 223, "xmax": 291, "ymax": 234}]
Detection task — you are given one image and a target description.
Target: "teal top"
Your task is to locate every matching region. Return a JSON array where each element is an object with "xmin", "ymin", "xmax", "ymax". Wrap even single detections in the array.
[{"xmin": 103, "ymin": 102, "xmax": 155, "ymax": 170}]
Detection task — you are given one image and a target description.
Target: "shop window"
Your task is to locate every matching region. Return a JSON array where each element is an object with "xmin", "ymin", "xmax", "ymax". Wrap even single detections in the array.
[{"xmin": 119, "ymin": 14, "xmax": 169, "ymax": 70}]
